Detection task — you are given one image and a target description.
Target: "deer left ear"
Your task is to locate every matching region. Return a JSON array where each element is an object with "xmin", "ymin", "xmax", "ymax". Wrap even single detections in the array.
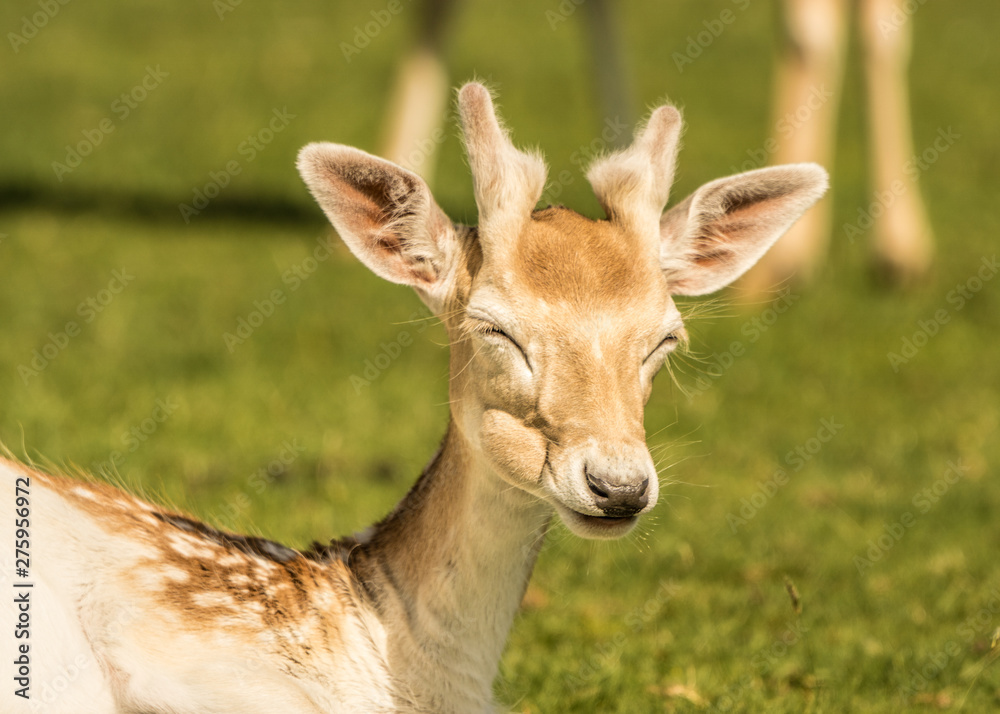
[
  {"xmin": 659, "ymin": 163, "xmax": 828, "ymax": 296},
  {"xmin": 297, "ymin": 143, "xmax": 458, "ymax": 310}
]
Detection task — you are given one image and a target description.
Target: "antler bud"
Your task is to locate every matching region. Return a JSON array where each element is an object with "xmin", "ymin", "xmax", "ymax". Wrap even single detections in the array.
[
  {"xmin": 587, "ymin": 105, "xmax": 683, "ymax": 237},
  {"xmin": 458, "ymin": 83, "xmax": 548, "ymax": 243}
]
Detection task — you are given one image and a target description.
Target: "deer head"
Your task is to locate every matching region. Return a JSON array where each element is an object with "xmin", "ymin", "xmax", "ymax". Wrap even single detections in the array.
[{"xmin": 297, "ymin": 82, "xmax": 827, "ymax": 540}]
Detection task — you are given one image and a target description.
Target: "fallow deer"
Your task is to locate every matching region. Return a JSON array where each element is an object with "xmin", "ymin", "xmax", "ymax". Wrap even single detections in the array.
[{"xmin": 1, "ymin": 82, "xmax": 826, "ymax": 713}]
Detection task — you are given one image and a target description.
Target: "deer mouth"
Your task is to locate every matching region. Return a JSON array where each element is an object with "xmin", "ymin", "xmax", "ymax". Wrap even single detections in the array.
[{"xmin": 553, "ymin": 501, "xmax": 639, "ymax": 540}]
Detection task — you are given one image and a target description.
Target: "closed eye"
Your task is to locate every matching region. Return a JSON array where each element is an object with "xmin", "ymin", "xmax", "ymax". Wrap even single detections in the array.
[
  {"xmin": 643, "ymin": 333, "xmax": 681, "ymax": 365},
  {"xmin": 466, "ymin": 318, "xmax": 532, "ymax": 369},
  {"xmin": 479, "ymin": 324, "xmax": 514, "ymax": 341},
  {"xmin": 468, "ymin": 319, "xmax": 514, "ymax": 343}
]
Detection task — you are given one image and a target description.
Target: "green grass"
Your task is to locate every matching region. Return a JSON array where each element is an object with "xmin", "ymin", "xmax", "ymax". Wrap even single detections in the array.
[{"xmin": 2, "ymin": 0, "xmax": 999, "ymax": 711}]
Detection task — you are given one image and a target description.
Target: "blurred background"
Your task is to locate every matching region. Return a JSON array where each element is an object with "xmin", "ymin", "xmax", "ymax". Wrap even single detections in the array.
[{"xmin": 1, "ymin": 1, "xmax": 998, "ymax": 711}]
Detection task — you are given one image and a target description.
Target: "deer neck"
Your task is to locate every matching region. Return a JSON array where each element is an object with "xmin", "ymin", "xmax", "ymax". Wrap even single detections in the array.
[{"xmin": 351, "ymin": 422, "xmax": 552, "ymax": 707}]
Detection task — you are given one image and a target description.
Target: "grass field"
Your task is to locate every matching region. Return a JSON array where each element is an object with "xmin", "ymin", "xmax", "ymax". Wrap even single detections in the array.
[{"xmin": 2, "ymin": 0, "xmax": 999, "ymax": 711}]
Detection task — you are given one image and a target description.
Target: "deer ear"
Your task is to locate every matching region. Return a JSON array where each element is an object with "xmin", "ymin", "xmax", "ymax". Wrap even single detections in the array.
[
  {"xmin": 659, "ymin": 163, "xmax": 828, "ymax": 296},
  {"xmin": 297, "ymin": 143, "xmax": 458, "ymax": 305}
]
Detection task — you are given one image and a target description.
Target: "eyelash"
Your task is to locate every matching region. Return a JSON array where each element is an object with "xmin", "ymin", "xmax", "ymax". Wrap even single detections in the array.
[
  {"xmin": 644, "ymin": 334, "xmax": 680, "ymax": 364},
  {"xmin": 470, "ymin": 321, "xmax": 513, "ymax": 341},
  {"xmin": 469, "ymin": 319, "xmax": 534, "ymax": 370},
  {"xmin": 468, "ymin": 318, "xmax": 678, "ymax": 370}
]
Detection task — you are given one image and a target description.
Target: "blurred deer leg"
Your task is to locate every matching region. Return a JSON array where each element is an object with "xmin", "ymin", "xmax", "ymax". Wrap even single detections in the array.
[
  {"xmin": 860, "ymin": 0, "xmax": 934, "ymax": 281},
  {"xmin": 378, "ymin": 0, "xmax": 456, "ymax": 185},
  {"xmin": 741, "ymin": 0, "xmax": 847, "ymax": 298}
]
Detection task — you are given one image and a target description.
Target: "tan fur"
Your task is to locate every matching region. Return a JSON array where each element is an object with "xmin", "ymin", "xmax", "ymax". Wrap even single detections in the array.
[
  {"xmin": 457, "ymin": 84, "xmax": 548, "ymax": 247},
  {"xmin": 587, "ymin": 105, "xmax": 683, "ymax": 237},
  {"xmin": 2, "ymin": 82, "xmax": 827, "ymax": 713}
]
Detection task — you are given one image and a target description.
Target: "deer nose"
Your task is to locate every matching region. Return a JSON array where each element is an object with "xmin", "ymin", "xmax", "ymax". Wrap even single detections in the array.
[{"xmin": 585, "ymin": 468, "xmax": 649, "ymax": 517}]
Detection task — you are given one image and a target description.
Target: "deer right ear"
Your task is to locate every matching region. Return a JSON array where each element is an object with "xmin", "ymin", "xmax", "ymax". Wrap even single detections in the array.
[
  {"xmin": 658, "ymin": 163, "xmax": 829, "ymax": 296},
  {"xmin": 297, "ymin": 143, "xmax": 458, "ymax": 307}
]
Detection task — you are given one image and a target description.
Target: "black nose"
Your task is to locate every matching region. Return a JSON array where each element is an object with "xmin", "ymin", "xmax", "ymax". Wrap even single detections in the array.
[{"xmin": 585, "ymin": 469, "xmax": 649, "ymax": 517}]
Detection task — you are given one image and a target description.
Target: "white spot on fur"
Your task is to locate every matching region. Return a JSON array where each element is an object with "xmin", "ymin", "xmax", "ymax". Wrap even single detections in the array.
[
  {"xmin": 226, "ymin": 573, "xmax": 252, "ymax": 587},
  {"xmin": 163, "ymin": 566, "xmax": 189, "ymax": 582},
  {"xmin": 217, "ymin": 553, "xmax": 246, "ymax": 568},
  {"xmin": 242, "ymin": 600, "xmax": 265, "ymax": 614},
  {"xmin": 167, "ymin": 533, "xmax": 219, "ymax": 560},
  {"xmin": 135, "ymin": 564, "xmax": 190, "ymax": 590},
  {"xmin": 192, "ymin": 591, "xmax": 238, "ymax": 609},
  {"xmin": 73, "ymin": 486, "xmax": 100, "ymax": 501},
  {"xmin": 254, "ymin": 559, "xmax": 279, "ymax": 574},
  {"xmin": 134, "ymin": 569, "xmax": 169, "ymax": 591}
]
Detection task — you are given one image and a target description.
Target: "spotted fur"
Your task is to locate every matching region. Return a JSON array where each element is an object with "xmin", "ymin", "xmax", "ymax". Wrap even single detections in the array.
[{"xmin": 1, "ymin": 82, "xmax": 826, "ymax": 713}]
